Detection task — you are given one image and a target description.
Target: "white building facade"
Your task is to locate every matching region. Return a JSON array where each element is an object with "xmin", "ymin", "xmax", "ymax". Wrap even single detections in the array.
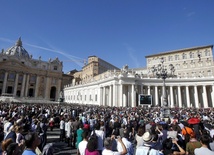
[{"xmin": 64, "ymin": 45, "xmax": 214, "ymax": 108}]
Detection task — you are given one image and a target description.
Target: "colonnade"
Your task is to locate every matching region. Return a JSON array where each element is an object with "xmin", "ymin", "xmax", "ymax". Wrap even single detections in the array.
[
  {"xmin": 81, "ymin": 82, "xmax": 214, "ymax": 108},
  {"xmin": 0, "ymin": 71, "xmax": 61, "ymax": 101}
]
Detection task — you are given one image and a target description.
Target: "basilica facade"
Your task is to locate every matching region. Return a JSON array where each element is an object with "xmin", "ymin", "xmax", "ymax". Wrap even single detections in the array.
[
  {"xmin": 0, "ymin": 38, "xmax": 64, "ymax": 102},
  {"xmin": 64, "ymin": 45, "xmax": 214, "ymax": 108}
]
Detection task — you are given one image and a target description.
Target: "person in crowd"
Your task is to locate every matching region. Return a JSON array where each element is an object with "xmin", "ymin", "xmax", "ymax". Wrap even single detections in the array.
[
  {"xmin": 85, "ymin": 135, "xmax": 99, "ymax": 155},
  {"xmin": 209, "ymin": 131, "xmax": 214, "ymax": 151},
  {"xmin": 93, "ymin": 122, "xmax": 105, "ymax": 154},
  {"xmin": 1, "ymin": 138, "xmax": 13, "ymax": 155},
  {"xmin": 48, "ymin": 115, "xmax": 54, "ymax": 131},
  {"xmin": 22, "ymin": 132, "xmax": 41, "ymax": 155},
  {"xmin": 73, "ymin": 117, "xmax": 81, "ymax": 148},
  {"xmin": 77, "ymin": 131, "xmax": 89, "ymax": 155},
  {"xmin": 194, "ymin": 134, "xmax": 214, "ymax": 155},
  {"xmin": 76, "ymin": 123, "xmax": 84, "ymax": 148},
  {"xmin": 66, "ymin": 118, "xmax": 73, "ymax": 147},
  {"xmin": 135, "ymin": 125, "xmax": 145, "ymax": 148},
  {"xmin": 59, "ymin": 117, "xmax": 65, "ymax": 142},
  {"xmin": 41, "ymin": 143, "xmax": 54, "ymax": 155},
  {"xmin": 102, "ymin": 136, "xmax": 127, "ymax": 155},
  {"xmin": 5, "ymin": 142, "xmax": 22, "ymax": 155},
  {"xmin": 4, "ymin": 125, "xmax": 16, "ymax": 143},
  {"xmin": 185, "ymin": 133, "xmax": 202, "ymax": 155},
  {"xmin": 119, "ymin": 124, "xmax": 125, "ymax": 138},
  {"xmin": 162, "ymin": 137, "xmax": 186, "ymax": 155},
  {"xmin": 83, "ymin": 121, "xmax": 90, "ymax": 132},
  {"xmin": 135, "ymin": 131, "xmax": 160, "ymax": 155},
  {"xmin": 38, "ymin": 117, "xmax": 48, "ymax": 152},
  {"xmin": 117, "ymin": 129, "xmax": 134, "ymax": 155}
]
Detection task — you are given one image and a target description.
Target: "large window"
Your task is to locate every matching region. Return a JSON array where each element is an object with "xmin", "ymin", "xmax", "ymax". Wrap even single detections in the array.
[{"xmin": 182, "ymin": 53, "xmax": 187, "ymax": 59}]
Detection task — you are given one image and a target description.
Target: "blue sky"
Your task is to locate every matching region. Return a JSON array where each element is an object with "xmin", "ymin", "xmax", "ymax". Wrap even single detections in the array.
[{"xmin": 0, "ymin": 0, "xmax": 214, "ymax": 73}]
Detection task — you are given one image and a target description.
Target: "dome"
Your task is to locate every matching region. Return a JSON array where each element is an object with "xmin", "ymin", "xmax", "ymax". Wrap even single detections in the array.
[{"xmin": 3, "ymin": 38, "xmax": 30, "ymax": 59}]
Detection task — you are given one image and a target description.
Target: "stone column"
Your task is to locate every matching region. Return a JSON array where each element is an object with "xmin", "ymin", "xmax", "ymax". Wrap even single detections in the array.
[
  {"xmin": 109, "ymin": 85, "xmax": 112, "ymax": 107},
  {"xmin": 194, "ymin": 85, "xmax": 199, "ymax": 108},
  {"xmin": 155, "ymin": 86, "xmax": 159, "ymax": 106},
  {"xmin": 103, "ymin": 86, "xmax": 106, "ymax": 106},
  {"xmin": 113, "ymin": 84, "xmax": 117, "ymax": 107},
  {"xmin": 57, "ymin": 78, "xmax": 62, "ymax": 100},
  {"xmin": 131, "ymin": 84, "xmax": 136, "ymax": 107},
  {"xmin": 170, "ymin": 86, "xmax": 174, "ymax": 108},
  {"xmin": 178, "ymin": 86, "xmax": 182, "ymax": 108},
  {"xmin": 13, "ymin": 73, "xmax": 19, "ymax": 96},
  {"xmin": 21, "ymin": 74, "xmax": 26, "ymax": 97},
  {"xmin": 25, "ymin": 74, "xmax": 30, "ymax": 96},
  {"xmin": 119, "ymin": 84, "xmax": 123, "ymax": 107},
  {"xmin": 2, "ymin": 72, "xmax": 8, "ymax": 93},
  {"xmin": 147, "ymin": 85, "xmax": 151, "ymax": 95},
  {"xmin": 34, "ymin": 76, "xmax": 40, "ymax": 98},
  {"xmin": 100, "ymin": 87, "xmax": 103, "ymax": 106},
  {"xmin": 141, "ymin": 85, "xmax": 144, "ymax": 94},
  {"xmin": 211, "ymin": 85, "xmax": 214, "ymax": 107},
  {"xmin": 202, "ymin": 85, "xmax": 208, "ymax": 108},
  {"xmin": 186, "ymin": 86, "xmax": 190, "ymax": 107},
  {"xmin": 45, "ymin": 77, "xmax": 50, "ymax": 99}
]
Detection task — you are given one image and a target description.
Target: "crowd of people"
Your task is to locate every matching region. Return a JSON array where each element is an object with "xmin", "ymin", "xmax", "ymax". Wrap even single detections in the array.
[{"xmin": 0, "ymin": 102, "xmax": 214, "ymax": 155}]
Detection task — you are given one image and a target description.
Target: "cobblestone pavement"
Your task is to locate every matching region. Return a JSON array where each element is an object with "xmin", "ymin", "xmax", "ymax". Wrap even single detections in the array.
[{"xmin": 47, "ymin": 128, "xmax": 77, "ymax": 155}]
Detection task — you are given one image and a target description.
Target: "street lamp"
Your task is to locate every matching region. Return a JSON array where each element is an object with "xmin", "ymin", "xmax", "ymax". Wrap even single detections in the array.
[{"xmin": 151, "ymin": 57, "xmax": 175, "ymax": 118}]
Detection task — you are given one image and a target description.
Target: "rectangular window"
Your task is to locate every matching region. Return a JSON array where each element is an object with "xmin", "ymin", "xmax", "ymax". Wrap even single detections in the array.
[{"xmin": 53, "ymin": 66, "xmax": 57, "ymax": 70}]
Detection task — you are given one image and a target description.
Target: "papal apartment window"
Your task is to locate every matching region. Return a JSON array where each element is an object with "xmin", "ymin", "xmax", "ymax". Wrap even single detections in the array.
[
  {"xmin": 183, "ymin": 61, "xmax": 187, "ymax": 68},
  {"xmin": 207, "ymin": 70, "xmax": 212, "ymax": 76},
  {"xmin": 182, "ymin": 53, "xmax": 187, "ymax": 59},
  {"xmin": 168, "ymin": 56, "xmax": 173, "ymax": 61},
  {"xmin": 43, "ymin": 65, "xmax": 46, "ymax": 69},
  {"xmin": 205, "ymin": 49, "xmax": 210, "ymax": 56},
  {"xmin": 189, "ymin": 52, "xmax": 194, "ymax": 58},
  {"xmin": 175, "ymin": 55, "xmax": 179, "ymax": 60}
]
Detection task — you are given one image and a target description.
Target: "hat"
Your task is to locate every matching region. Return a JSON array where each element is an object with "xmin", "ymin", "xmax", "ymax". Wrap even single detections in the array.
[{"xmin": 142, "ymin": 132, "xmax": 154, "ymax": 143}]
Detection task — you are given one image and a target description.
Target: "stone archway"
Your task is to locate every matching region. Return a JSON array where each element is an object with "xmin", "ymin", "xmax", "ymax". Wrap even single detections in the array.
[{"xmin": 50, "ymin": 86, "xmax": 56, "ymax": 101}]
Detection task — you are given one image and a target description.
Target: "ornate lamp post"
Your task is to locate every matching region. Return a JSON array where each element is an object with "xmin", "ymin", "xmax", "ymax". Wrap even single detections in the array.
[{"xmin": 151, "ymin": 57, "xmax": 175, "ymax": 118}]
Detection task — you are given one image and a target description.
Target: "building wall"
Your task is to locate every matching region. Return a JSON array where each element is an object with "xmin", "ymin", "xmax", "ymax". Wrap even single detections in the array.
[
  {"xmin": 0, "ymin": 38, "xmax": 63, "ymax": 101},
  {"xmin": 64, "ymin": 45, "xmax": 214, "ymax": 108}
]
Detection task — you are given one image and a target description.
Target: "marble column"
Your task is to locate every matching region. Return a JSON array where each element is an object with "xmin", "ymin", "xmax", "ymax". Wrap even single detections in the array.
[
  {"xmin": 148, "ymin": 85, "xmax": 151, "ymax": 95},
  {"xmin": 109, "ymin": 85, "xmax": 112, "ymax": 107},
  {"xmin": 13, "ymin": 73, "xmax": 19, "ymax": 96},
  {"xmin": 113, "ymin": 84, "xmax": 117, "ymax": 107},
  {"xmin": 119, "ymin": 84, "xmax": 123, "ymax": 107},
  {"xmin": 103, "ymin": 86, "xmax": 106, "ymax": 106},
  {"xmin": 131, "ymin": 84, "xmax": 135, "ymax": 107},
  {"xmin": 186, "ymin": 86, "xmax": 190, "ymax": 107},
  {"xmin": 202, "ymin": 85, "xmax": 208, "ymax": 108},
  {"xmin": 34, "ymin": 76, "xmax": 40, "ymax": 98},
  {"xmin": 45, "ymin": 77, "xmax": 50, "ymax": 99},
  {"xmin": 100, "ymin": 87, "xmax": 103, "ymax": 106},
  {"xmin": 194, "ymin": 85, "xmax": 199, "ymax": 108},
  {"xmin": 2, "ymin": 72, "xmax": 8, "ymax": 93},
  {"xmin": 170, "ymin": 86, "xmax": 174, "ymax": 108},
  {"xmin": 25, "ymin": 74, "xmax": 30, "ymax": 96},
  {"xmin": 211, "ymin": 85, "xmax": 214, "ymax": 107},
  {"xmin": 21, "ymin": 74, "xmax": 26, "ymax": 97},
  {"xmin": 178, "ymin": 86, "xmax": 182, "ymax": 108},
  {"xmin": 155, "ymin": 86, "xmax": 159, "ymax": 106}
]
